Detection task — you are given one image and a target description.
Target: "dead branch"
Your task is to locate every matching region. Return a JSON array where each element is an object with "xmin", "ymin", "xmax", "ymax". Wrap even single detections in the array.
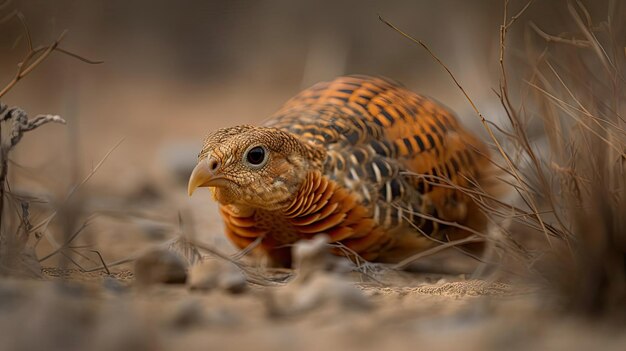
[
  {"xmin": 0, "ymin": 13, "xmax": 102, "ymax": 98},
  {"xmin": 529, "ymin": 22, "xmax": 591, "ymax": 48},
  {"xmin": 0, "ymin": 104, "xmax": 66, "ymax": 232},
  {"xmin": 392, "ymin": 235, "xmax": 483, "ymax": 270}
]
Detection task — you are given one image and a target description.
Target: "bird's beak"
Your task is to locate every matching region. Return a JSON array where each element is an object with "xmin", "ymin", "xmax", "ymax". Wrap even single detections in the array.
[{"xmin": 188, "ymin": 158, "xmax": 218, "ymax": 196}]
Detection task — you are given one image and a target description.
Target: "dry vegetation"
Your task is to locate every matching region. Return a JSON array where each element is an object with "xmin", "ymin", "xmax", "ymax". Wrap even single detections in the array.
[
  {"xmin": 498, "ymin": 0, "xmax": 626, "ymax": 321},
  {"xmin": 0, "ymin": 0, "xmax": 625, "ymax": 350},
  {"xmin": 0, "ymin": 8, "xmax": 104, "ymax": 279},
  {"xmin": 385, "ymin": 0, "xmax": 626, "ymax": 322}
]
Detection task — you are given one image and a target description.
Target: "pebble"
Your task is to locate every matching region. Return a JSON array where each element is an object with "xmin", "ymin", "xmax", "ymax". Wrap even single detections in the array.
[
  {"xmin": 291, "ymin": 273, "xmax": 372, "ymax": 313},
  {"xmin": 187, "ymin": 259, "xmax": 247, "ymax": 294},
  {"xmin": 292, "ymin": 234, "xmax": 332, "ymax": 283},
  {"xmin": 134, "ymin": 248, "xmax": 187, "ymax": 286},
  {"xmin": 169, "ymin": 299, "xmax": 205, "ymax": 328},
  {"xmin": 218, "ymin": 263, "xmax": 247, "ymax": 294},
  {"xmin": 187, "ymin": 260, "xmax": 221, "ymax": 291}
]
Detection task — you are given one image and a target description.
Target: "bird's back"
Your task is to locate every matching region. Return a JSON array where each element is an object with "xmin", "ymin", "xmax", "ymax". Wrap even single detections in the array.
[{"xmin": 263, "ymin": 75, "xmax": 490, "ymax": 255}]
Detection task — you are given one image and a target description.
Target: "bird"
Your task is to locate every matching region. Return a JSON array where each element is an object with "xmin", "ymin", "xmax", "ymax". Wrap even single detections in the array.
[{"xmin": 188, "ymin": 75, "xmax": 492, "ymax": 267}]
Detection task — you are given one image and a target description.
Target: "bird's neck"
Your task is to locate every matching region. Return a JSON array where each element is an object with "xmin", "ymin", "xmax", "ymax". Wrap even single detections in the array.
[{"xmin": 296, "ymin": 138, "xmax": 327, "ymax": 171}]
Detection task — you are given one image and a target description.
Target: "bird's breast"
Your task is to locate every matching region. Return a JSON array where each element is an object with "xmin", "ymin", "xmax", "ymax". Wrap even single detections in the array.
[{"xmin": 218, "ymin": 171, "xmax": 394, "ymax": 262}]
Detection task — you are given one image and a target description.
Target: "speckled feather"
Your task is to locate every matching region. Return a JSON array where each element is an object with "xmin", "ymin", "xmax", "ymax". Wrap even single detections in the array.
[{"xmin": 199, "ymin": 75, "xmax": 490, "ymax": 266}]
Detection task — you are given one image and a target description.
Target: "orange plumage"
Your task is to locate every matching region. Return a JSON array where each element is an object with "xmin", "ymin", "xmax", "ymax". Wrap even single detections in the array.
[{"xmin": 189, "ymin": 75, "xmax": 491, "ymax": 266}]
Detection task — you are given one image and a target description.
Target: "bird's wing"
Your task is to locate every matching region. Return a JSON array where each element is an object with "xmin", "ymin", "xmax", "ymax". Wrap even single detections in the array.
[{"xmin": 264, "ymin": 75, "xmax": 490, "ymax": 235}]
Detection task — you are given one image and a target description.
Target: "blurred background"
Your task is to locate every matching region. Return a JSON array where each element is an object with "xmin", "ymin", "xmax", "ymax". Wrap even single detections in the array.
[{"xmin": 0, "ymin": 0, "xmax": 617, "ymax": 261}]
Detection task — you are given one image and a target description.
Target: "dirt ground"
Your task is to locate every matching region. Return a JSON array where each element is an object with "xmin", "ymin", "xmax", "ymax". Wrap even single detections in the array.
[
  {"xmin": 3, "ymin": 184, "xmax": 625, "ymax": 351},
  {"xmin": 0, "ymin": 264, "xmax": 624, "ymax": 351},
  {"xmin": 2, "ymin": 175, "xmax": 622, "ymax": 351}
]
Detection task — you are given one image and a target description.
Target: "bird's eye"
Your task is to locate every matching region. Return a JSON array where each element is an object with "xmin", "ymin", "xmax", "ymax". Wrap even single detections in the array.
[{"xmin": 244, "ymin": 146, "xmax": 267, "ymax": 167}]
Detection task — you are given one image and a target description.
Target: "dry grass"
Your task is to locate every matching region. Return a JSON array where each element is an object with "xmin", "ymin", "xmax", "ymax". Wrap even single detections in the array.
[
  {"xmin": 385, "ymin": 0, "xmax": 626, "ymax": 322},
  {"xmin": 512, "ymin": 1, "xmax": 626, "ymax": 321},
  {"xmin": 0, "ymin": 9, "xmax": 102, "ymax": 277}
]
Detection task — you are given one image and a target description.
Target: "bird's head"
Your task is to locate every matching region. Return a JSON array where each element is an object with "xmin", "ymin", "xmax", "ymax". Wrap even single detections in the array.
[{"xmin": 188, "ymin": 125, "xmax": 326, "ymax": 210}]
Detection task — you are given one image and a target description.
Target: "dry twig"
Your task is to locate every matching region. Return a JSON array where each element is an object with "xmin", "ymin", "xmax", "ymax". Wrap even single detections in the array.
[{"xmin": 0, "ymin": 13, "xmax": 102, "ymax": 98}]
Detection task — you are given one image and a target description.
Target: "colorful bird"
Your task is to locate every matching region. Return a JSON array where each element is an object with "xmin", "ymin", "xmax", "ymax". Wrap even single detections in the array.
[{"xmin": 188, "ymin": 75, "xmax": 491, "ymax": 267}]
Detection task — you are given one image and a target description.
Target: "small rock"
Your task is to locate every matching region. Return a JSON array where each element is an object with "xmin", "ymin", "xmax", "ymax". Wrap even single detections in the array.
[
  {"xmin": 292, "ymin": 235, "xmax": 332, "ymax": 283},
  {"xmin": 206, "ymin": 307, "xmax": 240, "ymax": 327},
  {"xmin": 169, "ymin": 299, "xmax": 205, "ymax": 328},
  {"xmin": 102, "ymin": 277, "xmax": 128, "ymax": 294},
  {"xmin": 134, "ymin": 248, "xmax": 187, "ymax": 286},
  {"xmin": 187, "ymin": 260, "xmax": 221, "ymax": 291},
  {"xmin": 292, "ymin": 273, "xmax": 372, "ymax": 313},
  {"xmin": 262, "ymin": 235, "xmax": 374, "ymax": 316},
  {"xmin": 0, "ymin": 281, "xmax": 23, "ymax": 312},
  {"xmin": 187, "ymin": 260, "xmax": 247, "ymax": 294},
  {"xmin": 218, "ymin": 263, "xmax": 247, "ymax": 294},
  {"xmin": 131, "ymin": 182, "xmax": 162, "ymax": 203},
  {"xmin": 266, "ymin": 272, "xmax": 373, "ymax": 317}
]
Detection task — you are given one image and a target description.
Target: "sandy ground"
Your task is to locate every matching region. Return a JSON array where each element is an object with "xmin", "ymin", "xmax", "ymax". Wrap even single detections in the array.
[{"xmin": 0, "ymin": 265, "xmax": 624, "ymax": 351}]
